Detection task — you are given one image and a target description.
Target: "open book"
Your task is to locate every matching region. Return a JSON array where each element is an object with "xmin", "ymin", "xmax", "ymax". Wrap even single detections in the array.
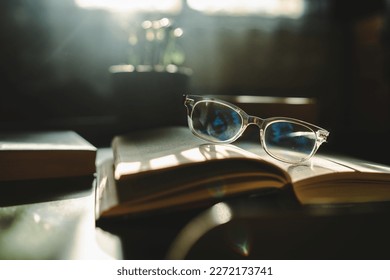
[{"xmin": 95, "ymin": 126, "xmax": 390, "ymax": 218}]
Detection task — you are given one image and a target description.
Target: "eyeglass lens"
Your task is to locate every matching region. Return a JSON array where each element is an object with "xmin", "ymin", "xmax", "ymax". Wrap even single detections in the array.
[
  {"xmin": 264, "ymin": 121, "xmax": 317, "ymax": 162},
  {"xmin": 191, "ymin": 101, "xmax": 243, "ymax": 142}
]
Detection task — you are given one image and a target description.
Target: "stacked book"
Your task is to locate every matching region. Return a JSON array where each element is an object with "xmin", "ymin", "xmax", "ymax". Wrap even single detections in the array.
[{"xmin": 0, "ymin": 131, "xmax": 97, "ymax": 206}]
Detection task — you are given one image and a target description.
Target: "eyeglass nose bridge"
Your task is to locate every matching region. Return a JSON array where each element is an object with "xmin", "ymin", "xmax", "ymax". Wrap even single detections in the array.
[{"xmin": 247, "ymin": 115, "xmax": 264, "ymax": 128}]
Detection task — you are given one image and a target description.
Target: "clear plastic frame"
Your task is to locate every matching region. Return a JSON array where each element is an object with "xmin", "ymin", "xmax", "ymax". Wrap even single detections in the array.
[{"xmin": 184, "ymin": 94, "xmax": 330, "ymax": 164}]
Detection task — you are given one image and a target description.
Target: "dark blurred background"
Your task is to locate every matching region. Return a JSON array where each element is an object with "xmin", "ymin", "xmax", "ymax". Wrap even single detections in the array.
[{"xmin": 1, "ymin": 0, "xmax": 390, "ymax": 164}]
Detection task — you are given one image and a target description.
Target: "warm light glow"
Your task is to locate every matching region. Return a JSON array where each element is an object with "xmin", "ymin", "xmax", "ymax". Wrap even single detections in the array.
[
  {"xmin": 180, "ymin": 145, "xmax": 258, "ymax": 162},
  {"xmin": 180, "ymin": 145, "xmax": 232, "ymax": 161},
  {"xmin": 223, "ymin": 95, "xmax": 315, "ymax": 105},
  {"xmin": 180, "ymin": 147, "xmax": 208, "ymax": 162},
  {"xmin": 74, "ymin": 0, "xmax": 182, "ymax": 13},
  {"xmin": 187, "ymin": 0, "xmax": 305, "ymax": 18},
  {"xmin": 108, "ymin": 64, "xmax": 135, "ymax": 73},
  {"xmin": 150, "ymin": 154, "xmax": 179, "ymax": 169},
  {"xmin": 115, "ymin": 162, "xmax": 141, "ymax": 179}
]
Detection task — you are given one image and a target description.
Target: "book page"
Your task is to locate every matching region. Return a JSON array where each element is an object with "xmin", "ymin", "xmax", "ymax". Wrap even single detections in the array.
[
  {"xmin": 112, "ymin": 127, "xmax": 283, "ymax": 181},
  {"xmin": 284, "ymin": 156, "xmax": 354, "ymax": 183},
  {"xmin": 114, "ymin": 127, "xmax": 390, "ymax": 185},
  {"xmin": 320, "ymin": 154, "xmax": 390, "ymax": 173},
  {"xmin": 235, "ymin": 142, "xmax": 390, "ymax": 183},
  {"xmin": 104, "ymin": 127, "xmax": 291, "ymax": 217},
  {"xmin": 239, "ymin": 142, "xmax": 390, "ymax": 204},
  {"xmin": 289, "ymin": 154, "xmax": 390, "ymax": 184}
]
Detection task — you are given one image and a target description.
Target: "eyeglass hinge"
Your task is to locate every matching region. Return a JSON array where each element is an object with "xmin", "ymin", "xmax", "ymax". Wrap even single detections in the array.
[
  {"xmin": 316, "ymin": 130, "xmax": 329, "ymax": 143},
  {"xmin": 183, "ymin": 95, "xmax": 195, "ymax": 106}
]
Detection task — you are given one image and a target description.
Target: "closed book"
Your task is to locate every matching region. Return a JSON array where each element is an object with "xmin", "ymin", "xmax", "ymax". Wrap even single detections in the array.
[{"xmin": 0, "ymin": 130, "xmax": 97, "ymax": 181}]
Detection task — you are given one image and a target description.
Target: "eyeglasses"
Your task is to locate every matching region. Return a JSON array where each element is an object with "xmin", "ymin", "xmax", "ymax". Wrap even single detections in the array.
[{"xmin": 184, "ymin": 95, "xmax": 329, "ymax": 164}]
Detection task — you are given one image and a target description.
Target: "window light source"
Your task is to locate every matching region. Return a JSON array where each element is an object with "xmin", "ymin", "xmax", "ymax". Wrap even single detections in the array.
[
  {"xmin": 187, "ymin": 0, "xmax": 305, "ymax": 18},
  {"xmin": 74, "ymin": 0, "xmax": 182, "ymax": 13}
]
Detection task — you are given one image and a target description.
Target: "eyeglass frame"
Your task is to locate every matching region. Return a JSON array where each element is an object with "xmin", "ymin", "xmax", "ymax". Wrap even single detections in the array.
[{"xmin": 183, "ymin": 94, "xmax": 330, "ymax": 164}]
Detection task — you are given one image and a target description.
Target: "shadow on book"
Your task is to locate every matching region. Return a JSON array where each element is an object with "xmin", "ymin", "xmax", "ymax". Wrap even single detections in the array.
[{"xmin": 0, "ymin": 175, "xmax": 95, "ymax": 207}]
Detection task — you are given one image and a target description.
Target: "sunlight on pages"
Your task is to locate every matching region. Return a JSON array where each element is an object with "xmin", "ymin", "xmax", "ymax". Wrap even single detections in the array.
[
  {"xmin": 180, "ymin": 147, "xmax": 208, "ymax": 161},
  {"xmin": 180, "ymin": 145, "xmax": 253, "ymax": 161},
  {"xmin": 150, "ymin": 154, "xmax": 179, "ymax": 170},
  {"xmin": 115, "ymin": 162, "xmax": 141, "ymax": 179}
]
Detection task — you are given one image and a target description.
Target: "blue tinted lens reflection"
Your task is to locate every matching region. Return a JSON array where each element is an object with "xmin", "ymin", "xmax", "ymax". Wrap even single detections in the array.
[
  {"xmin": 192, "ymin": 101, "xmax": 242, "ymax": 142},
  {"xmin": 264, "ymin": 121, "xmax": 316, "ymax": 162}
]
